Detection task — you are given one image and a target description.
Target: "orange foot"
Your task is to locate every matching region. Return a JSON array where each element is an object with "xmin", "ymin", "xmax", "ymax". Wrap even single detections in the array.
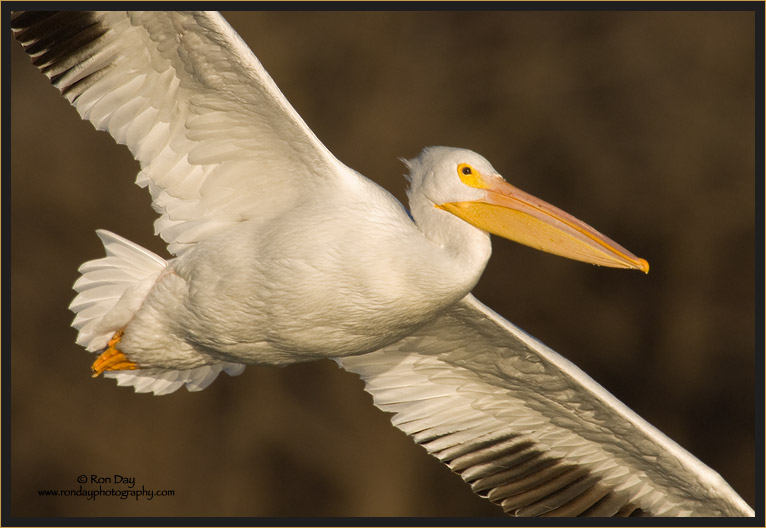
[{"xmin": 91, "ymin": 330, "xmax": 138, "ymax": 377}]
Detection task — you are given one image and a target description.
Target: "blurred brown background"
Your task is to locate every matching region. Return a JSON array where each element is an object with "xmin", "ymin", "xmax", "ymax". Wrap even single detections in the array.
[{"xmin": 9, "ymin": 10, "xmax": 755, "ymax": 517}]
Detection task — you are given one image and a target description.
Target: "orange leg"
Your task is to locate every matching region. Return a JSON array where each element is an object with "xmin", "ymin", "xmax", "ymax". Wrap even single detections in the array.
[{"xmin": 91, "ymin": 330, "xmax": 138, "ymax": 377}]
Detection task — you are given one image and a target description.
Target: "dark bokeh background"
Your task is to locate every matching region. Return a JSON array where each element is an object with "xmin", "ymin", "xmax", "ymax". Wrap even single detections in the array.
[{"xmin": 9, "ymin": 10, "xmax": 755, "ymax": 517}]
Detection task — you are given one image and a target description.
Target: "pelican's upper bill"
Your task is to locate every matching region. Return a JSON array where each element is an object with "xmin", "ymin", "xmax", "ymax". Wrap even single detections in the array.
[{"xmin": 436, "ymin": 162, "xmax": 649, "ymax": 272}]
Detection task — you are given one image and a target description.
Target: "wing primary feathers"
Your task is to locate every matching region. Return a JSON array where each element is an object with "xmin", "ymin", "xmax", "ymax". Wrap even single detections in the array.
[
  {"xmin": 12, "ymin": 10, "xmax": 358, "ymax": 257},
  {"xmin": 339, "ymin": 294, "xmax": 754, "ymax": 516},
  {"xmin": 14, "ymin": 12, "xmax": 98, "ymax": 56},
  {"xmin": 12, "ymin": 11, "xmax": 111, "ymax": 102},
  {"xmin": 13, "ymin": 11, "xmax": 105, "ymax": 69}
]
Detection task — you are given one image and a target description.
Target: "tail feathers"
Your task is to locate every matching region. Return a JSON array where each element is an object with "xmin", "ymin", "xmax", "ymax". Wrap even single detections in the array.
[
  {"xmin": 104, "ymin": 363, "xmax": 246, "ymax": 395},
  {"xmin": 70, "ymin": 230, "xmax": 167, "ymax": 352},
  {"xmin": 71, "ymin": 230, "xmax": 247, "ymax": 395}
]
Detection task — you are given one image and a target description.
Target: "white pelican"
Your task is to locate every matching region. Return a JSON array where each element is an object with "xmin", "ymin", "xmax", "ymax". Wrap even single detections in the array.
[{"xmin": 11, "ymin": 11, "xmax": 753, "ymax": 517}]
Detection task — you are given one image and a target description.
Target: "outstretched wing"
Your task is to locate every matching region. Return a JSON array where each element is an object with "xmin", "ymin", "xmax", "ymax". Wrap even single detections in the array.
[
  {"xmin": 11, "ymin": 11, "xmax": 357, "ymax": 255},
  {"xmin": 339, "ymin": 295, "xmax": 753, "ymax": 517}
]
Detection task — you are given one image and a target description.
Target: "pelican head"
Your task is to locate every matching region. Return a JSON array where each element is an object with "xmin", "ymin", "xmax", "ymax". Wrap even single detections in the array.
[{"xmin": 406, "ymin": 147, "xmax": 649, "ymax": 273}]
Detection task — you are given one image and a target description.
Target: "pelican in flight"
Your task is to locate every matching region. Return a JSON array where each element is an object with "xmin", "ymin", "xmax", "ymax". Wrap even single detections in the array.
[{"xmin": 12, "ymin": 11, "xmax": 753, "ymax": 517}]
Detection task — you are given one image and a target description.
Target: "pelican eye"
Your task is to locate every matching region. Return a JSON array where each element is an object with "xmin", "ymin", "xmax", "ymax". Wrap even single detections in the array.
[{"xmin": 457, "ymin": 163, "xmax": 487, "ymax": 189}]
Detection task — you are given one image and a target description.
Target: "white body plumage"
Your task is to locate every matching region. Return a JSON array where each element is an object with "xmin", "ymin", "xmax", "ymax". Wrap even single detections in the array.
[{"xmin": 123, "ymin": 148, "xmax": 493, "ymax": 368}]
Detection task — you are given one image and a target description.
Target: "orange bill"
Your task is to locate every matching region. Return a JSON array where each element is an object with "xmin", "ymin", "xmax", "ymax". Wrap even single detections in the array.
[{"xmin": 437, "ymin": 173, "xmax": 649, "ymax": 273}]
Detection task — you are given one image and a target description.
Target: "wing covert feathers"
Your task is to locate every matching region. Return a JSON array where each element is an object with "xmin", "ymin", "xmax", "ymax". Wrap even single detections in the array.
[
  {"xmin": 12, "ymin": 10, "xmax": 352, "ymax": 255},
  {"xmin": 339, "ymin": 295, "xmax": 753, "ymax": 517}
]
